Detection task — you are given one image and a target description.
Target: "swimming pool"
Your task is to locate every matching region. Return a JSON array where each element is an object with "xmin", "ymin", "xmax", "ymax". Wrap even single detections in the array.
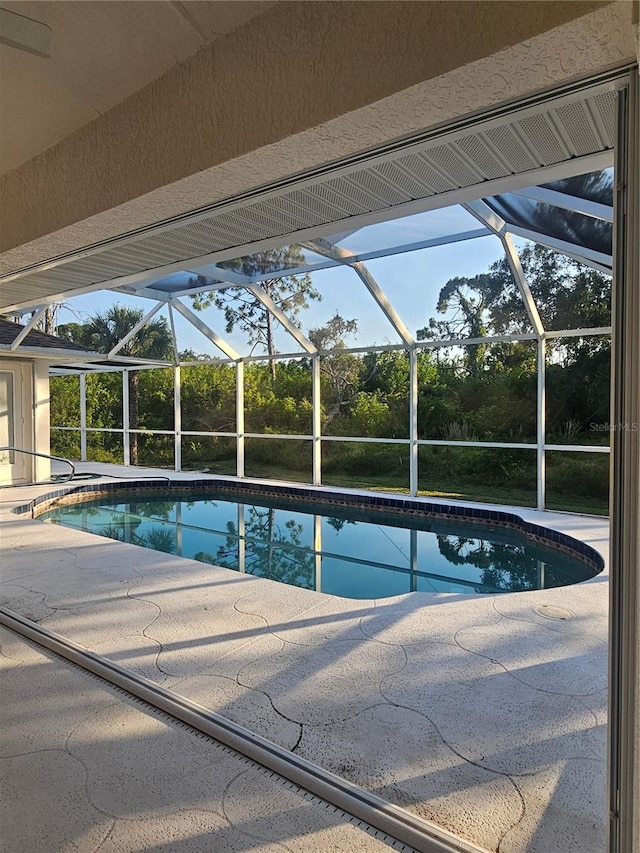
[{"xmin": 35, "ymin": 481, "xmax": 602, "ymax": 599}]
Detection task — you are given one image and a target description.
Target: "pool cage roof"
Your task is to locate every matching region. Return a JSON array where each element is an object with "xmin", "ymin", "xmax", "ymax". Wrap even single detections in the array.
[{"xmin": 0, "ymin": 77, "xmax": 615, "ymax": 371}]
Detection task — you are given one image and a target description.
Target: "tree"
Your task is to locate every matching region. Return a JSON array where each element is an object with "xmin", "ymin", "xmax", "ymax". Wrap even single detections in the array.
[
  {"xmin": 417, "ymin": 245, "xmax": 611, "ymax": 370},
  {"xmin": 58, "ymin": 306, "xmax": 173, "ymax": 465},
  {"xmin": 308, "ymin": 313, "xmax": 360, "ymax": 429},
  {"xmin": 417, "ymin": 274, "xmax": 502, "ymax": 376},
  {"xmin": 189, "ymin": 246, "xmax": 321, "ymax": 380}
]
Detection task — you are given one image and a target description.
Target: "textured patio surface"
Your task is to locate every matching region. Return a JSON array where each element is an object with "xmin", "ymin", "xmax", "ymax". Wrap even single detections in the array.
[
  {"xmin": 0, "ymin": 464, "xmax": 610, "ymax": 852},
  {"xmin": 0, "ymin": 627, "xmax": 400, "ymax": 853}
]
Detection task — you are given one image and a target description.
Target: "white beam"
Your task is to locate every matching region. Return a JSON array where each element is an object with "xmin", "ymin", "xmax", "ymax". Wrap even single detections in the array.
[
  {"xmin": 236, "ymin": 361, "xmax": 244, "ymax": 478},
  {"xmin": 169, "ymin": 298, "xmax": 239, "ymax": 361},
  {"xmin": 245, "ymin": 284, "xmax": 316, "ymax": 354},
  {"xmin": 9, "ymin": 306, "xmax": 47, "ymax": 350},
  {"xmin": 79, "ymin": 373, "xmax": 87, "ymax": 462},
  {"xmin": 108, "ymin": 302, "xmax": 164, "ymax": 358},
  {"xmin": 303, "ymin": 238, "xmax": 414, "ymax": 346},
  {"xmin": 502, "ymin": 233, "xmax": 545, "ymax": 337},
  {"xmin": 511, "ymin": 186, "xmax": 613, "ymax": 222},
  {"xmin": 409, "ymin": 349, "xmax": 418, "ymax": 497},
  {"xmin": 464, "ymin": 199, "xmax": 507, "ymax": 234},
  {"xmin": 312, "ymin": 355, "xmax": 321, "ymax": 486},
  {"xmin": 536, "ymin": 338, "xmax": 546, "ymax": 510},
  {"xmin": 174, "ymin": 365, "xmax": 181, "ymax": 472},
  {"xmin": 506, "ymin": 224, "xmax": 612, "ymax": 268},
  {"xmin": 168, "ymin": 303, "xmax": 179, "ymax": 365},
  {"xmin": 463, "ymin": 200, "xmax": 545, "ymax": 336}
]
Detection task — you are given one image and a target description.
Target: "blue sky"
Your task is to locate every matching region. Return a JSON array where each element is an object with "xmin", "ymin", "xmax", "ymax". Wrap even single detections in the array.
[{"xmin": 57, "ymin": 230, "xmax": 507, "ymax": 358}]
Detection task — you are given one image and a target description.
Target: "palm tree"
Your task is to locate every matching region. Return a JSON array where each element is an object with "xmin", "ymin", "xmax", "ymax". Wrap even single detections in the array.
[{"xmin": 59, "ymin": 306, "xmax": 173, "ymax": 465}]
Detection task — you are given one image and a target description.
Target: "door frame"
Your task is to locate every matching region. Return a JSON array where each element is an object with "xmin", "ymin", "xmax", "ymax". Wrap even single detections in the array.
[{"xmin": 0, "ymin": 360, "xmax": 33, "ymax": 484}]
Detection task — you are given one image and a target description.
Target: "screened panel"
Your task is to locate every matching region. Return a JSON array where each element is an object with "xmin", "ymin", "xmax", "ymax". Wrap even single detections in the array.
[
  {"xmin": 86, "ymin": 373, "xmax": 122, "ymax": 429},
  {"xmin": 87, "ymin": 432, "xmax": 124, "ymax": 465},
  {"xmin": 134, "ymin": 433, "xmax": 174, "ymax": 468},
  {"xmin": 364, "ymin": 236, "xmax": 532, "ymax": 341},
  {"xmin": 322, "ymin": 440, "xmax": 410, "ymax": 492},
  {"xmin": 181, "ymin": 435, "xmax": 236, "ymax": 474},
  {"xmin": 541, "ymin": 167, "xmax": 613, "ymax": 205},
  {"xmin": 50, "ymin": 428, "xmax": 80, "ymax": 460},
  {"xmin": 214, "ymin": 244, "xmax": 329, "ymax": 281},
  {"xmin": 244, "ymin": 360, "xmax": 312, "ymax": 435},
  {"xmin": 418, "ymin": 445, "xmax": 537, "ymax": 507},
  {"xmin": 546, "ymin": 450, "xmax": 609, "ymax": 515},
  {"xmin": 332, "ymin": 206, "xmax": 483, "ymax": 256},
  {"xmin": 546, "ymin": 336, "xmax": 611, "ymax": 445},
  {"xmin": 244, "ymin": 437, "xmax": 312, "ymax": 483},
  {"xmin": 50, "ymin": 375, "xmax": 80, "ymax": 428},
  {"xmin": 305, "ymin": 266, "xmax": 404, "ymax": 347},
  {"xmin": 181, "ymin": 363, "xmax": 236, "ymax": 432},
  {"xmin": 321, "ymin": 350, "xmax": 409, "ymax": 439},
  {"xmin": 485, "ymin": 193, "xmax": 612, "ymax": 259},
  {"xmin": 134, "ymin": 368, "xmax": 174, "ymax": 431},
  {"xmin": 510, "ymin": 242, "xmax": 611, "ymax": 331},
  {"xmin": 417, "ymin": 342, "xmax": 537, "ymax": 442}
]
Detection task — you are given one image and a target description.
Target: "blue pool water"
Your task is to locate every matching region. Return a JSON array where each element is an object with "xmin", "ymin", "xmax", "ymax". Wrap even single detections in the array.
[{"xmin": 42, "ymin": 492, "xmax": 598, "ymax": 599}]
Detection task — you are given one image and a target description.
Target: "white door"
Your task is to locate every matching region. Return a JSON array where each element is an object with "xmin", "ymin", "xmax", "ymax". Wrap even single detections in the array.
[{"xmin": 0, "ymin": 364, "xmax": 30, "ymax": 484}]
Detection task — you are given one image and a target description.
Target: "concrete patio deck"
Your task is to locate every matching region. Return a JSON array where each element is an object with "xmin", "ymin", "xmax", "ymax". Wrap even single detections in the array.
[{"xmin": 0, "ymin": 464, "xmax": 610, "ymax": 852}]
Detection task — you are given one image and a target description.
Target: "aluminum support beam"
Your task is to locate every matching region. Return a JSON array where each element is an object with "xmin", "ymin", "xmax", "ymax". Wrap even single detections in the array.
[
  {"xmin": 108, "ymin": 302, "xmax": 164, "ymax": 358},
  {"xmin": 312, "ymin": 355, "xmax": 322, "ymax": 486},
  {"xmin": 536, "ymin": 338, "xmax": 546, "ymax": 511},
  {"xmin": 168, "ymin": 304, "xmax": 179, "ymax": 365},
  {"xmin": 169, "ymin": 298, "xmax": 240, "ymax": 361},
  {"xmin": 409, "ymin": 349, "xmax": 418, "ymax": 496},
  {"xmin": 502, "ymin": 234, "xmax": 545, "ymax": 338},
  {"xmin": 245, "ymin": 284, "xmax": 316, "ymax": 354},
  {"xmin": 236, "ymin": 361, "xmax": 244, "ymax": 478},
  {"xmin": 174, "ymin": 365, "xmax": 181, "ymax": 472},
  {"xmin": 122, "ymin": 371, "xmax": 130, "ymax": 466},
  {"xmin": 302, "ymin": 238, "xmax": 414, "ymax": 346},
  {"xmin": 9, "ymin": 306, "xmax": 47, "ymax": 350},
  {"xmin": 608, "ymin": 75, "xmax": 640, "ymax": 853},
  {"xmin": 511, "ymin": 186, "xmax": 613, "ymax": 222},
  {"xmin": 79, "ymin": 373, "xmax": 87, "ymax": 462}
]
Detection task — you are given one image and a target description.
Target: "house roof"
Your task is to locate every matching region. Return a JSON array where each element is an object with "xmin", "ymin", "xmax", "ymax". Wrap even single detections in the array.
[
  {"xmin": 0, "ymin": 317, "xmax": 174, "ymax": 371},
  {"xmin": 0, "ymin": 317, "xmax": 93, "ymax": 352}
]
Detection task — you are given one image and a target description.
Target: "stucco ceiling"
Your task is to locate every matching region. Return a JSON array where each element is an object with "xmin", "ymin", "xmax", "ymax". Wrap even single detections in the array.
[{"xmin": 0, "ymin": 1, "xmax": 278, "ymax": 174}]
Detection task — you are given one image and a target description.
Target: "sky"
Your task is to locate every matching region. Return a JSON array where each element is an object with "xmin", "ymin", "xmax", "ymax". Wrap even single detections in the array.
[
  {"xmin": 48, "ymin": 166, "xmax": 613, "ymax": 360},
  {"xmin": 56, "ymin": 220, "xmax": 507, "ymax": 359}
]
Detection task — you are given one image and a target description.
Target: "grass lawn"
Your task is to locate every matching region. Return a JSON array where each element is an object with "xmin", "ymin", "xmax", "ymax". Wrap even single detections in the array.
[{"xmin": 227, "ymin": 461, "xmax": 608, "ymax": 516}]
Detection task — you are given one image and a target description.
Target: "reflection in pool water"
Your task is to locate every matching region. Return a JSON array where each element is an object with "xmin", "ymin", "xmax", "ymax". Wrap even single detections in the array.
[{"xmin": 42, "ymin": 493, "xmax": 598, "ymax": 599}]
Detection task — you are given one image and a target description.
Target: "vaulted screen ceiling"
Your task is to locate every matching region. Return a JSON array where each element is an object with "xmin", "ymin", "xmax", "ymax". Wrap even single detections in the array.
[{"xmin": 0, "ymin": 75, "xmax": 617, "ymax": 316}]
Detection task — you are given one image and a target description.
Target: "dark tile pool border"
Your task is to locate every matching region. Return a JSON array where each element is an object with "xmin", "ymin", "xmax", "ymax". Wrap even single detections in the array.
[{"xmin": 16, "ymin": 478, "xmax": 605, "ymax": 576}]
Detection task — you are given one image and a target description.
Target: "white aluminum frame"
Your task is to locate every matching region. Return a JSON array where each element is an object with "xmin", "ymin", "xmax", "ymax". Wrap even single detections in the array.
[{"xmin": 51, "ymin": 317, "xmax": 611, "ymax": 507}]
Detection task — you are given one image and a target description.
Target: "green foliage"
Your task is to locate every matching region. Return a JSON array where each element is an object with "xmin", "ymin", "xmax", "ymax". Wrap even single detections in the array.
[
  {"xmin": 48, "ymin": 247, "xmax": 611, "ymax": 510},
  {"xmin": 58, "ymin": 305, "xmax": 173, "ymax": 360},
  {"xmin": 50, "ymin": 376, "xmax": 80, "ymax": 427}
]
